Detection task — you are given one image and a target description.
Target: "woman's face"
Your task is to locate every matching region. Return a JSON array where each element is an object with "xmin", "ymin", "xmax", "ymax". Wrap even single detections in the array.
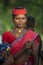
[{"xmin": 13, "ymin": 14, "xmax": 27, "ymax": 28}]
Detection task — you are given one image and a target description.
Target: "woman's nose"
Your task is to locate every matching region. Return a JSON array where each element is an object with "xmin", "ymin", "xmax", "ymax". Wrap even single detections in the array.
[{"xmin": 19, "ymin": 18, "xmax": 23, "ymax": 23}]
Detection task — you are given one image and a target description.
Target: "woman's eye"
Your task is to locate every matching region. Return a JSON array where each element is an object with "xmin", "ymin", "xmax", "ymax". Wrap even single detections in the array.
[
  {"xmin": 22, "ymin": 18, "xmax": 26, "ymax": 20},
  {"xmin": 15, "ymin": 18, "xmax": 20, "ymax": 20}
]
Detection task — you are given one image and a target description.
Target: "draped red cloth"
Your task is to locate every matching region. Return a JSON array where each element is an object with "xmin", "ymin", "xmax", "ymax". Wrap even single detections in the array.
[
  {"xmin": 2, "ymin": 32, "xmax": 16, "ymax": 44},
  {"xmin": 2, "ymin": 30, "xmax": 39, "ymax": 65}
]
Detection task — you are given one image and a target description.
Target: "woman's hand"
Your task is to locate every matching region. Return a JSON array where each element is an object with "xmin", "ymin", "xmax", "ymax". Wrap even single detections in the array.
[{"xmin": 3, "ymin": 55, "xmax": 14, "ymax": 65}]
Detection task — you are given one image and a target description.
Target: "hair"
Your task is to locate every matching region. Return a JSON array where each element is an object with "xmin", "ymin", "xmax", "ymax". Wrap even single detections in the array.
[
  {"xmin": 12, "ymin": 7, "xmax": 27, "ymax": 18},
  {"xmin": 26, "ymin": 16, "xmax": 35, "ymax": 30},
  {"xmin": 41, "ymin": 50, "xmax": 43, "ymax": 60},
  {"xmin": 14, "ymin": 7, "xmax": 25, "ymax": 9}
]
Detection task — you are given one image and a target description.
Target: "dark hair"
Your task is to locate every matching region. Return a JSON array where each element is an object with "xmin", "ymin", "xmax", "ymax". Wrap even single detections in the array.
[
  {"xmin": 26, "ymin": 16, "xmax": 35, "ymax": 30},
  {"xmin": 12, "ymin": 14, "xmax": 16, "ymax": 18},
  {"xmin": 14, "ymin": 7, "xmax": 25, "ymax": 9},
  {"xmin": 12, "ymin": 7, "xmax": 27, "ymax": 18},
  {"xmin": 41, "ymin": 50, "xmax": 43, "ymax": 60}
]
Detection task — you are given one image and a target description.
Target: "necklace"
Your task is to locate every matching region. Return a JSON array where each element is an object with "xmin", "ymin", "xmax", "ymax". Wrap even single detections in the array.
[
  {"xmin": 12, "ymin": 29, "xmax": 27, "ymax": 38},
  {"xmin": 18, "ymin": 30, "xmax": 22, "ymax": 33}
]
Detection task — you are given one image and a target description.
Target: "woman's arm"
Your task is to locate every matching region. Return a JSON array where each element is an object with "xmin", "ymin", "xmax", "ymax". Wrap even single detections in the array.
[{"xmin": 32, "ymin": 40, "xmax": 39, "ymax": 65}]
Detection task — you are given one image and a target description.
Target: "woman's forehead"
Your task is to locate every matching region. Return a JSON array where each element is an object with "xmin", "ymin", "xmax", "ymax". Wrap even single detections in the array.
[{"xmin": 15, "ymin": 14, "xmax": 27, "ymax": 18}]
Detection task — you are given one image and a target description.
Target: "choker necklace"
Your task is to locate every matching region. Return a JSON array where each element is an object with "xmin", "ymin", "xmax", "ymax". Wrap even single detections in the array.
[
  {"xmin": 14, "ymin": 28, "xmax": 24, "ymax": 34},
  {"xmin": 18, "ymin": 30, "xmax": 22, "ymax": 33}
]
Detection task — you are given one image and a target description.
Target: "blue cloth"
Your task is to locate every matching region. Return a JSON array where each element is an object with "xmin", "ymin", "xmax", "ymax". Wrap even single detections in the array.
[
  {"xmin": 0, "ymin": 43, "xmax": 10, "ymax": 52},
  {"xmin": 0, "ymin": 43, "xmax": 10, "ymax": 64}
]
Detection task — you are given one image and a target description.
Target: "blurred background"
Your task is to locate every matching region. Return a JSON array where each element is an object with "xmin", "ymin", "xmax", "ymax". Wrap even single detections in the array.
[{"xmin": 0, "ymin": 0, "xmax": 43, "ymax": 43}]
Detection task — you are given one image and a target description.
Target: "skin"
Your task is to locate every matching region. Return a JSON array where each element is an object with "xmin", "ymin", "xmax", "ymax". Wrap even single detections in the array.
[
  {"xmin": 13, "ymin": 14, "xmax": 27, "ymax": 28},
  {"xmin": 32, "ymin": 40, "xmax": 39, "ymax": 65},
  {"xmin": 2, "ymin": 14, "xmax": 27, "ymax": 65},
  {"xmin": 2, "ymin": 40, "xmax": 39, "ymax": 65},
  {"xmin": 12, "ymin": 14, "xmax": 27, "ymax": 38},
  {"xmin": 2, "ymin": 14, "xmax": 39, "ymax": 65}
]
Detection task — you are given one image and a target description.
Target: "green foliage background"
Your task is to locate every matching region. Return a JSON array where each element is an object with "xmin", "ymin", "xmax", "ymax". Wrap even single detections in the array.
[
  {"xmin": 0, "ymin": 0, "xmax": 43, "ymax": 41},
  {"xmin": 0, "ymin": 1, "xmax": 43, "ymax": 65}
]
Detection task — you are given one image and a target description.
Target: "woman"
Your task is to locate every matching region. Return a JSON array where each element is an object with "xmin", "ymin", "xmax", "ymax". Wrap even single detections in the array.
[
  {"xmin": 2, "ymin": 7, "xmax": 39, "ymax": 65},
  {"xmin": 2, "ymin": 7, "xmax": 28, "ymax": 65}
]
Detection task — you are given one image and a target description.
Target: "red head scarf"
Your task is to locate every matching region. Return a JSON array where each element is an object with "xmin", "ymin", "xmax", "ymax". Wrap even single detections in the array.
[{"xmin": 12, "ymin": 8, "xmax": 27, "ymax": 15}]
